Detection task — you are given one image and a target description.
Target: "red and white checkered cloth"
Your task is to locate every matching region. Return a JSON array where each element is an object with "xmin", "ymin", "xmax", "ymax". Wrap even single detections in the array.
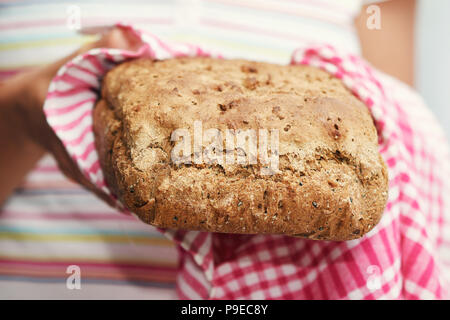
[{"xmin": 44, "ymin": 24, "xmax": 450, "ymax": 299}]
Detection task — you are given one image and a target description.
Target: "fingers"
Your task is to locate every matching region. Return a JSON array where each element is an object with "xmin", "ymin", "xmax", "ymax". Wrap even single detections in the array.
[
  {"xmin": 40, "ymin": 26, "xmax": 144, "ymax": 84},
  {"xmin": 95, "ymin": 27, "xmax": 144, "ymax": 51},
  {"xmin": 77, "ymin": 25, "xmax": 113, "ymax": 36}
]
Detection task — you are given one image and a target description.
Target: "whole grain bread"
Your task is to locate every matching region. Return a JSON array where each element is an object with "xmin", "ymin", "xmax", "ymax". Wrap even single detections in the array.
[{"xmin": 93, "ymin": 57, "xmax": 388, "ymax": 241}]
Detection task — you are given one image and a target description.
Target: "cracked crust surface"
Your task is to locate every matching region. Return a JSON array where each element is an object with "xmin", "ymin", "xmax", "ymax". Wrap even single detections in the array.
[{"xmin": 93, "ymin": 57, "xmax": 388, "ymax": 241}]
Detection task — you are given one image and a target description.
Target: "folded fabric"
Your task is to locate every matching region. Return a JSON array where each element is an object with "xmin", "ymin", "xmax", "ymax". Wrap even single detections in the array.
[{"xmin": 44, "ymin": 23, "xmax": 450, "ymax": 299}]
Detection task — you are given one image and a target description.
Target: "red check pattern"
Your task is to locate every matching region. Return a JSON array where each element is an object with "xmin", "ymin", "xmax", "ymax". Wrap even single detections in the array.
[{"xmin": 44, "ymin": 24, "xmax": 450, "ymax": 300}]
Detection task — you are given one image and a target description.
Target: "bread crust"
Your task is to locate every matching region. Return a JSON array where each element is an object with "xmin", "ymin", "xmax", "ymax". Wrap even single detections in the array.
[{"xmin": 93, "ymin": 57, "xmax": 388, "ymax": 241}]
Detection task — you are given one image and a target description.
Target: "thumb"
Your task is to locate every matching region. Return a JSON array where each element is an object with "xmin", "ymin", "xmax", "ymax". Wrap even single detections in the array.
[{"xmin": 42, "ymin": 26, "xmax": 144, "ymax": 80}]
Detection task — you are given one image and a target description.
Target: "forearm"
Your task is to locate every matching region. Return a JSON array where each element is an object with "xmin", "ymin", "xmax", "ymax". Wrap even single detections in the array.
[
  {"xmin": 0, "ymin": 40, "xmax": 100, "ymax": 205},
  {"xmin": 0, "ymin": 27, "xmax": 143, "ymax": 206},
  {"xmin": 0, "ymin": 76, "xmax": 46, "ymax": 205}
]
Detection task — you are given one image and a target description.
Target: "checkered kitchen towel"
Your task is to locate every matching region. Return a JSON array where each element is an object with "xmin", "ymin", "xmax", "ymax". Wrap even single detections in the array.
[{"xmin": 44, "ymin": 24, "xmax": 450, "ymax": 299}]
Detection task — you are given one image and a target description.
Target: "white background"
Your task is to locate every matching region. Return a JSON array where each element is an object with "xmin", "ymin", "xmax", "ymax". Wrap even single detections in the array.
[{"xmin": 416, "ymin": 0, "xmax": 450, "ymax": 138}]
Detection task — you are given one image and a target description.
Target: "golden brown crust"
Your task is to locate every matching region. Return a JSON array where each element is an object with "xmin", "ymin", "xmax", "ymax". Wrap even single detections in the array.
[{"xmin": 93, "ymin": 57, "xmax": 388, "ymax": 241}]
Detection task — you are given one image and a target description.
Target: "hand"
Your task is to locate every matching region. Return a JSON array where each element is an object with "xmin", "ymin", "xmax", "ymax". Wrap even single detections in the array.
[{"xmin": 0, "ymin": 26, "xmax": 143, "ymax": 206}]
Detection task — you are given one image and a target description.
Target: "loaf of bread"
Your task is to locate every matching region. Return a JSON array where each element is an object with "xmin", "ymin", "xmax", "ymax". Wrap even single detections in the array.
[{"xmin": 93, "ymin": 57, "xmax": 388, "ymax": 241}]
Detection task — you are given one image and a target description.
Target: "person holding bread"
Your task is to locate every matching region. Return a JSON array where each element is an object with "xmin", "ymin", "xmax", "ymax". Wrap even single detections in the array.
[{"xmin": 0, "ymin": 0, "xmax": 449, "ymax": 300}]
